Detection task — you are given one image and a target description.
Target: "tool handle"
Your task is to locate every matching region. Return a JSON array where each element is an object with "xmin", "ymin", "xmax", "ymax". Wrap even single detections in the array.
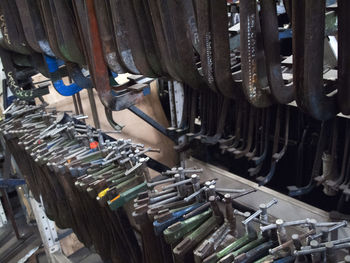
[{"xmin": 108, "ymin": 181, "xmax": 147, "ymax": 210}]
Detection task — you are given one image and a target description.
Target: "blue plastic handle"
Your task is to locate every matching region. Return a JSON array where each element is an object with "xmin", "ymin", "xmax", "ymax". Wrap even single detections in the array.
[
  {"xmin": 0, "ymin": 179, "xmax": 26, "ymax": 187},
  {"xmin": 278, "ymin": 29, "xmax": 292, "ymax": 40},
  {"xmin": 153, "ymin": 202, "xmax": 203, "ymax": 235},
  {"xmin": 45, "ymin": 55, "xmax": 83, "ymax": 96},
  {"xmin": 111, "ymin": 71, "xmax": 118, "ymax": 78},
  {"xmin": 274, "ymin": 256, "xmax": 296, "ymax": 263}
]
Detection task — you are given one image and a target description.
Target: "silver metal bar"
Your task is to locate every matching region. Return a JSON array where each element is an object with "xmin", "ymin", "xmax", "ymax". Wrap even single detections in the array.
[
  {"xmin": 261, "ymin": 219, "xmax": 311, "ymax": 232},
  {"xmin": 184, "ymin": 187, "xmax": 206, "ymax": 202},
  {"xmin": 147, "ymin": 178, "xmax": 175, "ymax": 188},
  {"xmin": 243, "ymin": 199, "xmax": 277, "ymax": 225},
  {"xmin": 162, "ymin": 178, "xmax": 192, "ymax": 190},
  {"xmin": 29, "ymin": 195, "xmax": 62, "ymax": 261},
  {"xmin": 162, "ymin": 168, "xmax": 203, "ymax": 175},
  {"xmin": 234, "ymin": 209, "xmax": 269, "ymax": 226},
  {"xmin": 216, "ymin": 188, "xmax": 247, "ymax": 193},
  {"xmin": 148, "ymin": 195, "xmax": 182, "ymax": 209},
  {"xmin": 0, "ymin": 197, "xmax": 7, "ymax": 227},
  {"xmin": 149, "ymin": 192, "xmax": 178, "ymax": 204}
]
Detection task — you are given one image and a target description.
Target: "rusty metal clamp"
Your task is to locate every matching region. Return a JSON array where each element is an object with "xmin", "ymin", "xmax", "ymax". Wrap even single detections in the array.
[
  {"xmin": 72, "ymin": 0, "xmax": 148, "ymax": 112},
  {"xmin": 292, "ymin": 0, "xmax": 337, "ymax": 120},
  {"xmin": 260, "ymin": 0, "xmax": 295, "ymax": 104},
  {"xmin": 239, "ymin": 0, "xmax": 273, "ymax": 107}
]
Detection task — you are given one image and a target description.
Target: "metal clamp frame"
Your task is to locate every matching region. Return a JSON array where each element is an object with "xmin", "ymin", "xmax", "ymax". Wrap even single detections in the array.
[{"xmin": 28, "ymin": 195, "xmax": 61, "ymax": 261}]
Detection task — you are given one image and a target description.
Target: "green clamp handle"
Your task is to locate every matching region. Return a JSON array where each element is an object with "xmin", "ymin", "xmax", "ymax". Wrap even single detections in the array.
[
  {"xmin": 108, "ymin": 181, "xmax": 147, "ymax": 210},
  {"xmin": 164, "ymin": 209, "xmax": 212, "ymax": 244}
]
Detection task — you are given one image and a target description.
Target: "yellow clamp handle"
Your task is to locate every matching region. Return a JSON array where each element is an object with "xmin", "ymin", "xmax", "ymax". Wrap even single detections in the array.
[{"xmin": 98, "ymin": 187, "xmax": 110, "ymax": 198}]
